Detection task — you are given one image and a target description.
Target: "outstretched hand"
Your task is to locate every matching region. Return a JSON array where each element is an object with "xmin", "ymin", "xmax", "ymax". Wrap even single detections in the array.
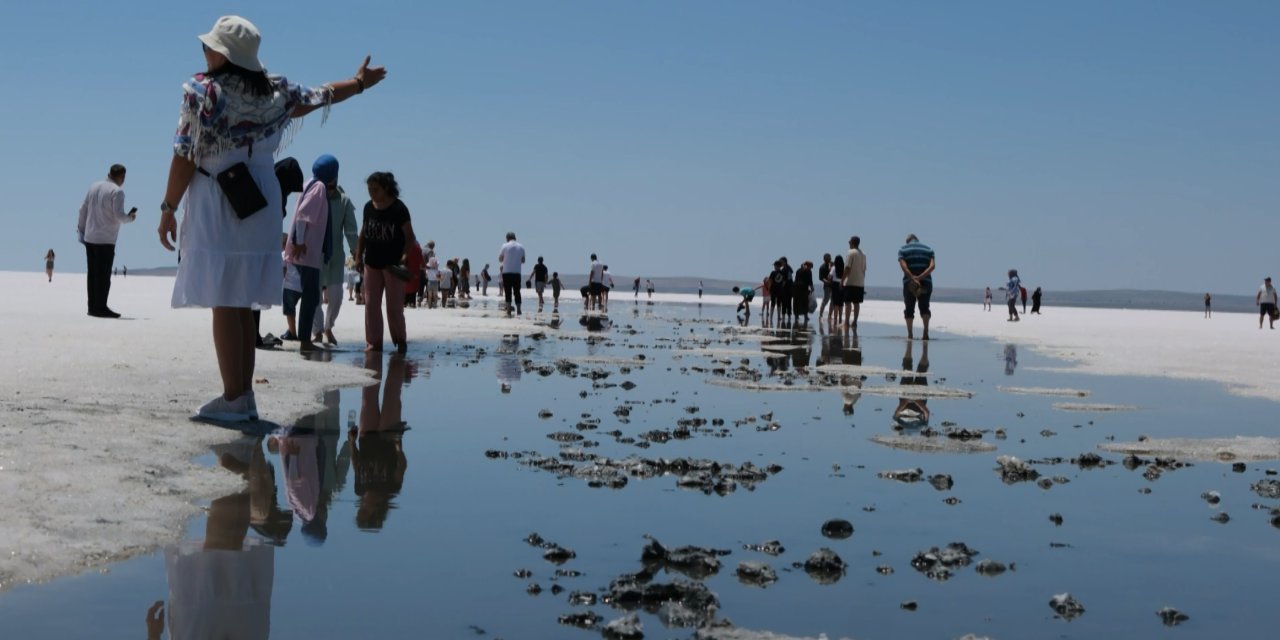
[{"xmin": 356, "ymin": 55, "xmax": 387, "ymax": 91}]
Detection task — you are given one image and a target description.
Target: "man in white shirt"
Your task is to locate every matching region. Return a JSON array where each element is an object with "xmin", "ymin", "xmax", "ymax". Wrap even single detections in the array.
[
  {"xmin": 424, "ymin": 254, "xmax": 440, "ymax": 308},
  {"xmin": 588, "ymin": 254, "xmax": 605, "ymax": 311},
  {"xmin": 77, "ymin": 164, "xmax": 136, "ymax": 318},
  {"xmin": 498, "ymin": 231, "xmax": 525, "ymax": 316},
  {"xmin": 1258, "ymin": 277, "xmax": 1278, "ymax": 329},
  {"xmin": 842, "ymin": 235, "xmax": 867, "ymax": 329}
]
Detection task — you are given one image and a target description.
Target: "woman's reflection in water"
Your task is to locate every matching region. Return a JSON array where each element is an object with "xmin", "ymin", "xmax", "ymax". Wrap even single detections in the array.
[
  {"xmin": 894, "ymin": 340, "xmax": 931, "ymax": 427},
  {"xmin": 1003, "ymin": 343, "xmax": 1018, "ymax": 376},
  {"xmin": 159, "ymin": 437, "xmax": 289, "ymax": 640},
  {"xmin": 350, "ymin": 352, "xmax": 410, "ymax": 530},
  {"xmin": 274, "ymin": 389, "xmax": 350, "ymax": 545}
]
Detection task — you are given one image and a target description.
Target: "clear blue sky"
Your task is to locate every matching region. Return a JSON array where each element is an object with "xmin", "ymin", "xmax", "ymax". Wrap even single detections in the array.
[{"xmin": 1, "ymin": 1, "xmax": 1275, "ymax": 291}]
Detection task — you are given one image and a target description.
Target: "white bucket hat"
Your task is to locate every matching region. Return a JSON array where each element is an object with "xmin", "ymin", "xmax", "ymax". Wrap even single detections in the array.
[{"xmin": 198, "ymin": 16, "xmax": 263, "ymax": 72}]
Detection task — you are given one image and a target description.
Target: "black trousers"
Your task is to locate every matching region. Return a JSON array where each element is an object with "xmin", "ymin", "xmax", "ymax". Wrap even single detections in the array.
[
  {"xmin": 502, "ymin": 273, "xmax": 522, "ymax": 311},
  {"xmin": 84, "ymin": 242, "xmax": 115, "ymax": 313},
  {"xmin": 297, "ymin": 265, "xmax": 321, "ymax": 339}
]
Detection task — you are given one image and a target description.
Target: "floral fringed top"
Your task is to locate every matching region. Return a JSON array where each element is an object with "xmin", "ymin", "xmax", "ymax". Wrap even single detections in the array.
[{"xmin": 173, "ymin": 72, "xmax": 333, "ymax": 161}]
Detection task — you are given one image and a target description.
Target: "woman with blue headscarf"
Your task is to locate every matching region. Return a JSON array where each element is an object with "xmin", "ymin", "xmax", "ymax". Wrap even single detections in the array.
[
  {"xmin": 313, "ymin": 155, "xmax": 359, "ymax": 346},
  {"xmin": 285, "ymin": 156, "xmax": 336, "ymax": 352}
]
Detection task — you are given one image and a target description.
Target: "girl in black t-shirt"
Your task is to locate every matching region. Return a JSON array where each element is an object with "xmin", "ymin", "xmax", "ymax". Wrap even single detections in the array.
[{"xmin": 353, "ymin": 172, "xmax": 417, "ymax": 353}]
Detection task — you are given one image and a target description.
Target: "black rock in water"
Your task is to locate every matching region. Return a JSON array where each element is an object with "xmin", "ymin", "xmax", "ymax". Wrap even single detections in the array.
[{"xmin": 820, "ymin": 519, "xmax": 854, "ymax": 539}]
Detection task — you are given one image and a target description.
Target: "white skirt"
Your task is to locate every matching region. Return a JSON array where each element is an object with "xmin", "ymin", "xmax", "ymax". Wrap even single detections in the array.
[{"xmin": 172, "ymin": 132, "xmax": 285, "ymax": 310}]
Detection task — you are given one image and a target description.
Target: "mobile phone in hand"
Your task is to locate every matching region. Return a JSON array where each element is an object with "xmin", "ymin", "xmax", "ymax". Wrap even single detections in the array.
[{"xmin": 129, "ymin": 207, "xmax": 138, "ymax": 215}]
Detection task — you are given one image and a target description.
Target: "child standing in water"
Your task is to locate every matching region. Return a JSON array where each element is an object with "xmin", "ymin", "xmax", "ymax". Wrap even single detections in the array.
[{"xmin": 550, "ymin": 272, "xmax": 563, "ymax": 312}]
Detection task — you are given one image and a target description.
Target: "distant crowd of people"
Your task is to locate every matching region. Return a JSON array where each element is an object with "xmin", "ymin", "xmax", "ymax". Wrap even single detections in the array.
[{"xmin": 735, "ymin": 234, "xmax": 930, "ymax": 339}]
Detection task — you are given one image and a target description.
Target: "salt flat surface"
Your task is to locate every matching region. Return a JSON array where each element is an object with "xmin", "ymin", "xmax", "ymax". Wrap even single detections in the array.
[
  {"xmin": 4, "ymin": 275, "xmax": 1279, "ymax": 593},
  {"xmin": 681, "ymin": 292, "xmax": 1280, "ymax": 402},
  {"xmin": 1100, "ymin": 436, "xmax": 1280, "ymax": 462},
  {"xmin": 0, "ymin": 271, "xmax": 548, "ymax": 591}
]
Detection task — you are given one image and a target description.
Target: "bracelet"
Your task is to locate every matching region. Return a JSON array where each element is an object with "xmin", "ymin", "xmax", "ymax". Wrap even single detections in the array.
[{"xmin": 354, "ymin": 76, "xmax": 365, "ymax": 94}]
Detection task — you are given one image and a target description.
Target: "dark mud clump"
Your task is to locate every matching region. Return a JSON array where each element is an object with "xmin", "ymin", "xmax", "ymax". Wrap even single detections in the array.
[
  {"xmin": 523, "ymin": 532, "xmax": 577, "ymax": 565},
  {"xmin": 603, "ymin": 573, "xmax": 719, "ymax": 627},
  {"xmin": 1251, "ymin": 478, "xmax": 1280, "ymax": 500},
  {"xmin": 995, "ymin": 456, "xmax": 1039, "ymax": 484},
  {"xmin": 558, "ymin": 611, "xmax": 603, "ymax": 629},
  {"xmin": 1157, "ymin": 607, "xmax": 1190, "ymax": 626},
  {"xmin": 974, "ymin": 559, "xmax": 1007, "ymax": 576},
  {"xmin": 603, "ymin": 612, "xmax": 644, "ymax": 639},
  {"xmin": 735, "ymin": 561, "xmax": 778, "ymax": 587},
  {"xmin": 1071, "ymin": 452, "xmax": 1111, "ymax": 469},
  {"xmin": 911, "ymin": 542, "xmax": 979, "ymax": 582},
  {"xmin": 801, "ymin": 548, "xmax": 847, "ymax": 584},
  {"xmin": 641, "ymin": 536, "xmax": 731, "ymax": 579},
  {"xmin": 929, "ymin": 474, "xmax": 954, "ymax": 491},
  {"xmin": 820, "ymin": 519, "xmax": 854, "ymax": 540},
  {"xmin": 742, "ymin": 540, "xmax": 785, "ymax": 556},
  {"xmin": 1049, "ymin": 593, "xmax": 1085, "ymax": 620},
  {"xmin": 493, "ymin": 450, "xmax": 782, "ymax": 495},
  {"xmin": 878, "ymin": 468, "xmax": 924, "ymax": 483},
  {"xmin": 569, "ymin": 591, "xmax": 597, "ymax": 606}
]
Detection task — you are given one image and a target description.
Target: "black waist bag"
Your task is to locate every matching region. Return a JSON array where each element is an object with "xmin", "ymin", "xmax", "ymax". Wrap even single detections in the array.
[{"xmin": 199, "ymin": 162, "xmax": 268, "ymax": 220}]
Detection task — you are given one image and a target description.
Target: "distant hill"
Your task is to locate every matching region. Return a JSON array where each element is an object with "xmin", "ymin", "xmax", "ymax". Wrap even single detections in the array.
[{"xmin": 121, "ymin": 268, "xmax": 1248, "ymax": 313}]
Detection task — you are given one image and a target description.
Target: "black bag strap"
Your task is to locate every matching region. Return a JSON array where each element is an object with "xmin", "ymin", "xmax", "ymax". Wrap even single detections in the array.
[{"xmin": 195, "ymin": 141, "xmax": 253, "ymax": 178}]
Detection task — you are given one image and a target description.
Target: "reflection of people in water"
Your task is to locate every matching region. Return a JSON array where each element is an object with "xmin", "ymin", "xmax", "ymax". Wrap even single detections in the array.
[
  {"xmin": 496, "ymin": 334, "xmax": 522, "ymax": 392},
  {"xmin": 156, "ymin": 437, "xmax": 286, "ymax": 640},
  {"xmin": 579, "ymin": 313, "xmax": 611, "ymax": 332},
  {"xmin": 351, "ymin": 353, "xmax": 409, "ymax": 530},
  {"xmin": 894, "ymin": 340, "xmax": 931, "ymax": 427},
  {"xmin": 274, "ymin": 389, "xmax": 350, "ymax": 545},
  {"xmin": 1003, "ymin": 343, "xmax": 1018, "ymax": 375},
  {"xmin": 788, "ymin": 326, "xmax": 813, "ymax": 374},
  {"xmin": 818, "ymin": 331, "xmax": 864, "ymax": 414}
]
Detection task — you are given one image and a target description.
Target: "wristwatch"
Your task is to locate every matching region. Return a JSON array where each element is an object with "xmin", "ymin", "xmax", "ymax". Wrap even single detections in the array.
[{"xmin": 160, "ymin": 201, "xmax": 176, "ymax": 215}]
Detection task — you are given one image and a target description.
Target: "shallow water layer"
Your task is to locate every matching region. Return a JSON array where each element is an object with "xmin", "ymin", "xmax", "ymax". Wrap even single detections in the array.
[{"xmin": 2, "ymin": 300, "xmax": 1279, "ymax": 639}]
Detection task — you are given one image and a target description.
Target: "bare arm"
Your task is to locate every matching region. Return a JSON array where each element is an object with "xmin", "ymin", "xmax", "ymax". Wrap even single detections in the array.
[
  {"xmin": 898, "ymin": 258, "xmax": 912, "ymax": 279},
  {"xmin": 158, "ymin": 155, "xmax": 197, "ymax": 251},
  {"xmin": 919, "ymin": 257, "xmax": 936, "ymax": 280},
  {"xmin": 354, "ymin": 229, "xmax": 366, "ymax": 270},
  {"xmin": 292, "ymin": 56, "xmax": 388, "ymax": 118},
  {"xmin": 401, "ymin": 221, "xmax": 417, "ymax": 265}
]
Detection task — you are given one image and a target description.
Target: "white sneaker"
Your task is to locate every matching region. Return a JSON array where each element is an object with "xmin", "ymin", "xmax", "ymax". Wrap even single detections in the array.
[
  {"xmin": 197, "ymin": 394, "xmax": 253, "ymax": 422},
  {"xmin": 244, "ymin": 390, "xmax": 259, "ymax": 421}
]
